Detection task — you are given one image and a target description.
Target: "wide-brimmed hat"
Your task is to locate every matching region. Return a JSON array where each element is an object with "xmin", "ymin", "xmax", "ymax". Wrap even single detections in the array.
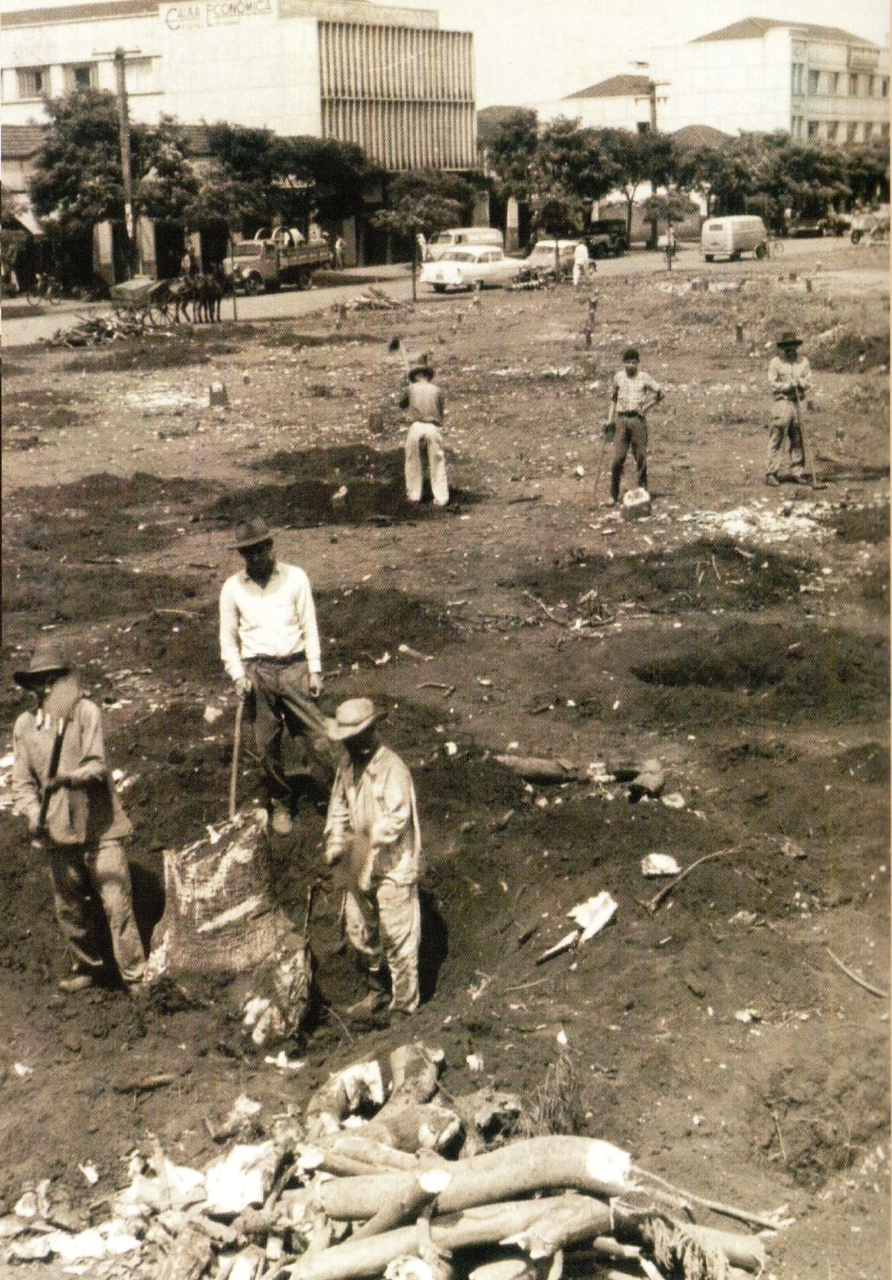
[
  {"xmin": 14, "ymin": 638, "xmax": 72, "ymax": 688},
  {"xmin": 622, "ymin": 346, "xmax": 640, "ymax": 362},
  {"xmin": 408, "ymin": 363, "xmax": 434, "ymax": 381},
  {"xmin": 777, "ymin": 331, "xmax": 803, "ymax": 349},
  {"xmin": 231, "ymin": 516, "xmax": 274, "ymax": 551},
  {"xmin": 326, "ymin": 697, "xmax": 384, "ymax": 741}
]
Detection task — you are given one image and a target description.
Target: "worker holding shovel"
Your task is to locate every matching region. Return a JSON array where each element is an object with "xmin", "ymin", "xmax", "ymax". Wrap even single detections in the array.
[
  {"xmin": 765, "ymin": 331, "xmax": 812, "ymax": 485},
  {"xmin": 604, "ymin": 346, "xmax": 663, "ymax": 505},
  {"xmin": 11, "ymin": 638, "xmax": 146, "ymax": 995}
]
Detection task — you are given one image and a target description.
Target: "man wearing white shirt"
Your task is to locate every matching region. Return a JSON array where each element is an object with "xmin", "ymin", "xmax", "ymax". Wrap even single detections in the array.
[{"xmin": 220, "ymin": 517, "xmax": 334, "ymax": 835}]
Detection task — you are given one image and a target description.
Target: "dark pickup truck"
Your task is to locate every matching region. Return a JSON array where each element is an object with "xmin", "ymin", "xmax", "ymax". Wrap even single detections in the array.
[{"xmin": 585, "ymin": 220, "xmax": 629, "ymax": 258}]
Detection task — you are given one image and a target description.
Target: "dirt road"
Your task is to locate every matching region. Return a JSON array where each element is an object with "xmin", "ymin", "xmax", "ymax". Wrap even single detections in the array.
[{"xmin": 1, "ymin": 238, "xmax": 888, "ymax": 1279}]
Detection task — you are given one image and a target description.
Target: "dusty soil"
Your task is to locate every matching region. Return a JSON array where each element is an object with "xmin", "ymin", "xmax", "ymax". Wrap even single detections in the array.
[{"xmin": 1, "ymin": 242, "xmax": 889, "ymax": 1278}]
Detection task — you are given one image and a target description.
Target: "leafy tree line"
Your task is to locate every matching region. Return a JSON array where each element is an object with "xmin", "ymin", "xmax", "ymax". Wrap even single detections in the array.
[{"xmin": 483, "ymin": 107, "xmax": 889, "ymax": 239}]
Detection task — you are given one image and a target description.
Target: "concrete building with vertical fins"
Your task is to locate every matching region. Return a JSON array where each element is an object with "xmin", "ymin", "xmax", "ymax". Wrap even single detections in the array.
[{"xmin": 2, "ymin": 0, "xmax": 476, "ymax": 169}]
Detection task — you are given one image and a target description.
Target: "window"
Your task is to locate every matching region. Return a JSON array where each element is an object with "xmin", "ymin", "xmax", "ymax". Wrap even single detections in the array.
[
  {"xmin": 64, "ymin": 63, "xmax": 95, "ymax": 90},
  {"xmin": 807, "ymin": 69, "xmax": 820, "ymax": 94},
  {"xmin": 828, "ymin": 121, "xmax": 841, "ymax": 142},
  {"xmin": 882, "ymin": 78, "xmax": 889, "ymax": 97},
  {"xmin": 791, "ymin": 63, "xmax": 804, "ymax": 94},
  {"xmin": 881, "ymin": 122, "xmax": 890, "ymax": 140},
  {"xmin": 124, "ymin": 57, "xmax": 155, "ymax": 94},
  {"xmin": 807, "ymin": 119, "xmax": 819, "ymax": 139},
  {"xmin": 828, "ymin": 72, "xmax": 839, "ymax": 95},
  {"xmin": 847, "ymin": 121, "xmax": 861, "ymax": 142},
  {"xmin": 849, "ymin": 73, "xmax": 860, "ymax": 95},
  {"xmin": 16, "ymin": 66, "xmax": 47, "ymax": 97}
]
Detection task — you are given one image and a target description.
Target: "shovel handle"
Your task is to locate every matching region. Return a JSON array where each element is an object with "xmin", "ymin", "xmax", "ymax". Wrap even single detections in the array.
[{"xmin": 229, "ymin": 696, "xmax": 244, "ymax": 820}]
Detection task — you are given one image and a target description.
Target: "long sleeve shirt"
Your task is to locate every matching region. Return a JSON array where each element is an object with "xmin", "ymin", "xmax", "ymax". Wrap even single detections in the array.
[
  {"xmin": 406, "ymin": 381, "xmax": 444, "ymax": 426},
  {"xmin": 611, "ymin": 368, "xmax": 661, "ymax": 414},
  {"xmin": 219, "ymin": 561, "xmax": 322, "ymax": 682},
  {"xmin": 768, "ymin": 355, "xmax": 811, "ymax": 400},
  {"xmin": 324, "ymin": 744, "xmax": 421, "ymax": 890},
  {"xmin": 12, "ymin": 693, "xmax": 132, "ymax": 846}
]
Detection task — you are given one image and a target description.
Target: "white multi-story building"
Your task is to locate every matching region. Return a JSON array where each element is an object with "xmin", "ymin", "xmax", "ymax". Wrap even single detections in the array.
[
  {"xmin": 2, "ymin": 0, "xmax": 476, "ymax": 170},
  {"xmin": 545, "ymin": 18, "xmax": 889, "ymax": 146}
]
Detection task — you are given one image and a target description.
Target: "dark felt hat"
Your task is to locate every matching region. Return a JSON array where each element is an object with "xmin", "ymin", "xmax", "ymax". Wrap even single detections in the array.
[
  {"xmin": 622, "ymin": 346, "xmax": 640, "ymax": 362},
  {"xmin": 231, "ymin": 516, "xmax": 274, "ymax": 550},
  {"xmin": 14, "ymin": 638, "xmax": 72, "ymax": 688},
  {"xmin": 408, "ymin": 363, "xmax": 434, "ymax": 381},
  {"xmin": 777, "ymin": 331, "xmax": 803, "ymax": 349}
]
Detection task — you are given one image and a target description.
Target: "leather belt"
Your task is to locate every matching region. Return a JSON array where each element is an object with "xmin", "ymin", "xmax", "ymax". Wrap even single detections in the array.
[{"xmin": 247, "ymin": 652, "xmax": 304, "ymax": 665}]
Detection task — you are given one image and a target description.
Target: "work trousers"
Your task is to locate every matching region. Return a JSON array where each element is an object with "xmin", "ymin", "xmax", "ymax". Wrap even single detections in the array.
[
  {"xmin": 47, "ymin": 838, "xmax": 145, "ymax": 984},
  {"xmin": 405, "ymin": 422, "xmax": 449, "ymax": 506},
  {"xmin": 344, "ymin": 879, "xmax": 421, "ymax": 1013},
  {"xmin": 766, "ymin": 401, "xmax": 805, "ymax": 477},
  {"xmin": 610, "ymin": 412, "xmax": 649, "ymax": 500},
  {"xmin": 247, "ymin": 657, "xmax": 335, "ymax": 805}
]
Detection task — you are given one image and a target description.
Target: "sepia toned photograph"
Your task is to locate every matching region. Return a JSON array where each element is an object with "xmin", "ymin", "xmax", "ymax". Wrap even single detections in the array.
[{"xmin": 1, "ymin": 1, "xmax": 888, "ymax": 1276}]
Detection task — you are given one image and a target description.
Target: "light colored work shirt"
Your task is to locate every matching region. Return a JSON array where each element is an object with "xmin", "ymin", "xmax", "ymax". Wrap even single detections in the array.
[
  {"xmin": 407, "ymin": 381, "xmax": 444, "ymax": 426},
  {"xmin": 768, "ymin": 355, "xmax": 811, "ymax": 400},
  {"xmin": 12, "ymin": 692, "xmax": 132, "ymax": 845},
  {"xmin": 612, "ymin": 368, "xmax": 661, "ymax": 414},
  {"xmin": 219, "ymin": 561, "xmax": 322, "ymax": 682},
  {"xmin": 324, "ymin": 744, "xmax": 421, "ymax": 890},
  {"xmin": 574, "ymin": 243, "xmax": 589, "ymax": 265}
]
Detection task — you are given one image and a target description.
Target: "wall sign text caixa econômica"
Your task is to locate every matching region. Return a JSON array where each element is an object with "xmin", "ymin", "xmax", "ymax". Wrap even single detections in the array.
[{"xmin": 164, "ymin": 0, "xmax": 273, "ymax": 31}]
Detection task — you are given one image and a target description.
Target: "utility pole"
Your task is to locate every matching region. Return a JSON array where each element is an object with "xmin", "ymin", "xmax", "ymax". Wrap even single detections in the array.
[{"xmin": 95, "ymin": 45, "xmax": 141, "ymax": 278}]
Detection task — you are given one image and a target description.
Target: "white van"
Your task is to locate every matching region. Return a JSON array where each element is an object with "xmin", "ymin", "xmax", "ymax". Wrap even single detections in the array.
[
  {"xmin": 701, "ymin": 215, "xmax": 768, "ymax": 262},
  {"xmin": 425, "ymin": 227, "xmax": 504, "ymax": 260}
]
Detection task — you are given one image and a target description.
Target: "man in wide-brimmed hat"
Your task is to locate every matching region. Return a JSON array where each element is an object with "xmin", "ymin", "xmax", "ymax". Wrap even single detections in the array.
[
  {"xmin": 765, "ymin": 331, "xmax": 812, "ymax": 485},
  {"xmin": 400, "ymin": 361, "xmax": 449, "ymax": 506},
  {"xmin": 323, "ymin": 698, "xmax": 422, "ymax": 1019},
  {"xmin": 11, "ymin": 638, "xmax": 146, "ymax": 995},
  {"xmin": 220, "ymin": 516, "xmax": 336, "ymax": 835}
]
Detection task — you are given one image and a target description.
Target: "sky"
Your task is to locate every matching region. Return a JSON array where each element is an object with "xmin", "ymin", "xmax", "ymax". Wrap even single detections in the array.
[{"xmin": 430, "ymin": 0, "xmax": 891, "ymax": 107}]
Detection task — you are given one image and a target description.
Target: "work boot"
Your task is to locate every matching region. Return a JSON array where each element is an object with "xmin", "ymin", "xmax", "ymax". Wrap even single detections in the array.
[
  {"xmin": 344, "ymin": 988, "xmax": 388, "ymax": 1025},
  {"xmin": 270, "ymin": 800, "xmax": 293, "ymax": 836},
  {"xmin": 59, "ymin": 970, "xmax": 94, "ymax": 994}
]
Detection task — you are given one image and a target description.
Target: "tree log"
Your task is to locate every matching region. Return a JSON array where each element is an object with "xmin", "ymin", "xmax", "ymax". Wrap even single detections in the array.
[
  {"xmin": 316, "ymin": 1138, "xmax": 631, "ymax": 1221},
  {"xmin": 278, "ymin": 1196, "xmax": 611, "ymax": 1280},
  {"xmin": 502, "ymin": 1196, "xmax": 618, "ymax": 1258},
  {"xmin": 350, "ymin": 1169, "xmax": 453, "ymax": 1242},
  {"xmin": 322, "ymin": 1135, "xmax": 445, "ymax": 1173}
]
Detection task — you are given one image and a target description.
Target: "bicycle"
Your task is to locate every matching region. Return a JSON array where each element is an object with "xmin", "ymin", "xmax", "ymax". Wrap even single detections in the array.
[{"xmin": 25, "ymin": 272, "xmax": 64, "ymax": 306}]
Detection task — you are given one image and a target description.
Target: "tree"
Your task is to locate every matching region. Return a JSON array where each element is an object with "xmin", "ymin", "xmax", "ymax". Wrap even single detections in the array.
[
  {"xmin": 482, "ymin": 107, "xmax": 539, "ymax": 199},
  {"xmin": 597, "ymin": 129, "xmax": 675, "ymax": 245},
  {"xmin": 29, "ymin": 88, "xmax": 150, "ymax": 238},
  {"xmin": 137, "ymin": 115, "xmax": 199, "ymax": 224},
  {"xmin": 527, "ymin": 117, "xmax": 613, "ymax": 241},
  {"xmin": 371, "ymin": 169, "xmax": 474, "ymax": 299}
]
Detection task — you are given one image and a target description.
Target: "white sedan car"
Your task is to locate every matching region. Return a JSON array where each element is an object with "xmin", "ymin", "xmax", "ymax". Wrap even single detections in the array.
[{"xmin": 420, "ymin": 247, "xmax": 520, "ymax": 292}]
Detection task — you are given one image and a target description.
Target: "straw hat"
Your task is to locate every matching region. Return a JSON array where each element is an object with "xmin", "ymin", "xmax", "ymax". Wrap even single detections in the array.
[
  {"xmin": 231, "ymin": 516, "xmax": 273, "ymax": 550},
  {"xmin": 326, "ymin": 698, "xmax": 384, "ymax": 740},
  {"xmin": 14, "ymin": 638, "xmax": 72, "ymax": 688}
]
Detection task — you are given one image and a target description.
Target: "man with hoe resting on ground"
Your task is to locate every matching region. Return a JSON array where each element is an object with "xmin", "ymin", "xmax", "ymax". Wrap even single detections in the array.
[
  {"xmin": 12, "ymin": 638, "xmax": 146, "ymax": 995},
  {"xmin": 220, "ymin": 517, "xmax": 334, "ymax": 836},
  {"xmin": 324, "ymin": 698, "xmax": 422, "ymax": 1021},
  {"xmin": 765, "ymin": 331, "xmax": 812, "ymax": 486},
  {"xmin": 604, "ymin": 346, "xmax": 663, "ymax": 505}
]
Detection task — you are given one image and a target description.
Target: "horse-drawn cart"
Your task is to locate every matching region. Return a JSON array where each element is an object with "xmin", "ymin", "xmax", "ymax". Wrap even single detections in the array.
[{"xmin": 110, "ymin": 275, "xmax": 174, "ymax": 328}]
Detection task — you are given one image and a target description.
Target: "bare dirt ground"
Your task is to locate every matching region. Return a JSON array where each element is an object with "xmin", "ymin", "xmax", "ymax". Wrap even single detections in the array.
[{"xmin": 1, "ymin": 240, "xmax": 889, "ymax": 1279}]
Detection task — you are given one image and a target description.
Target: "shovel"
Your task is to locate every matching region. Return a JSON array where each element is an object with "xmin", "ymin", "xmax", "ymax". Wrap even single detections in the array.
[{"xmin": 229, "ymin": 695, "xmax": 244, "ymax": 820}]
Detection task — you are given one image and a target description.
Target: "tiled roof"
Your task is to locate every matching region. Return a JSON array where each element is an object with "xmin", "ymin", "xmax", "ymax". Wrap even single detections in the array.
[
  {"xmin": 563, "ymin": 74, "xmax": 652, "ymax": 101},
  {"xmin": 3, "ymin": 123, "xmax": 48, "ymax": 157},
  {"xmin": 693, "ymin": 18, "xmax": 878, "ymax": 46},
  {"xmin": 671, "ymin": 123, "xmax": 732, "ymax": 149},
  {"xmin": 4, "ymin": 0, "xmax": 156, "ymax": 26}
]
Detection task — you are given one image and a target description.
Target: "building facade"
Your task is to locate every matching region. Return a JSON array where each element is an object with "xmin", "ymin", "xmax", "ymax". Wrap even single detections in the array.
[{"xmin": 2, "ymin": 0, "xmax": 476, "ymax": 168}]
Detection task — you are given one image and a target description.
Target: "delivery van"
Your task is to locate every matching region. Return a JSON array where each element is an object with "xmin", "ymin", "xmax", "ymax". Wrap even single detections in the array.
[
  {"xmin": 425, "ymin": 227, "xmax": 504, "ymax": 260},
  {"xmin": 701, "ymin": 215, "xmax": 768, "ymax": 262}
]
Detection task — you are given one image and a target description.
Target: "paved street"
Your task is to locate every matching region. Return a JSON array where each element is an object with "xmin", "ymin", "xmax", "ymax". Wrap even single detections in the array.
[{"xmin": 1, "ymin": 236, "xmax": 841, "ymax": 348}]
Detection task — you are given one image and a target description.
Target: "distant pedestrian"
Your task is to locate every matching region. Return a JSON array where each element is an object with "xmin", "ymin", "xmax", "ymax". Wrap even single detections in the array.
[
  {"xmin": 11, "ymin": 638, "xmax": 146, "ymax": 995},
  {"xmin": 334, "ymin": 236, "xmax": 346, "ymax": 269},
  {"xmin": 573, "ymin": 239, "xmax": 591, "ymax": 287},
  {"xmin": 219, "ymin": 517, "xmax": 334, "ymax": 836},
  {"xmin": 605, "ymin": 347, "xmax": 662, "ymax": 503},
  {"xmin": 765, "ymin": 331, "xmax": 811, "ymax": 485},
  {"xmin": 324, "ymin": 698, "xmax": 422, "ymax": 1019},
  {"xmin": 400, "ymin": 363, "xmax": 449, "ymax": 506},
  {"xmin": 181, "ymin": 247, "xmax": 197, "ymax": 277}
]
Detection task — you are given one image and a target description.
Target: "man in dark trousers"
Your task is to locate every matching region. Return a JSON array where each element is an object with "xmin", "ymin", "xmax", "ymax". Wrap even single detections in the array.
[
  {"xmin": 12, "ymin": 638, "xmax": 146, "ymax": 994},
  {"xmin": 605, "ymin": 346, "xmax": 662, "ymax": 504},
  {"xmin": 220, "ymin": 517, "xmax": 335, "ymax": 835}
]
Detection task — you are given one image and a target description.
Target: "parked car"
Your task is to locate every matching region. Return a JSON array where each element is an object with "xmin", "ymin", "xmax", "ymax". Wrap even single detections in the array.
[
  {"xmin": 419, "ymin": 246, "xmax": 520, "ymax": 292},
  {"xmin": 849, "ymin": 207, "xmax": 890, "ymax": 244},
  {"xmin": 524, "ymin": 240, "xmax": 578, "ymax": 278},
  {"xmin": 701, "ymin": 215, "xmax": 768, "ymax": 262},
  {"xmin": 585, "ymin": 220, "xmax": 629, "ymax": 258},
  {"xmin": 786, "ymin": 215, "xmax": 828, "ymax": 238},
  {"xmin": 424, "ymin": 227, "xmax": 505, "ymax": 261}
]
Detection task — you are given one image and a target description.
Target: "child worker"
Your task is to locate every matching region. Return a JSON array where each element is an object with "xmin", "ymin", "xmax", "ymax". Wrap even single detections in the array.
[{"xmin": 604, "ymin": 346, "xmax": 662, "ymax": 505}]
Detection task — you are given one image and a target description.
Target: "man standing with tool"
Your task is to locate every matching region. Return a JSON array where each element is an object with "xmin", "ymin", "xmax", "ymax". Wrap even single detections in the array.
[
  {"xmin": 765, "ymin": 331, "xmax": 812, "ymax": 486},
  {"xmin": 220, "ymin": 517, "xmax": 334, "ymax": 836},
  {"xmin": 323, "ymin": 698, "xmax": 422, "ymax": 1021},
  {"xmin": 605, "ymin": 346, "xmax": 662, "ymax": 504},
  {"xmin": 11, "ymin": 638, "xmax": 146, "ymax": 995}
]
